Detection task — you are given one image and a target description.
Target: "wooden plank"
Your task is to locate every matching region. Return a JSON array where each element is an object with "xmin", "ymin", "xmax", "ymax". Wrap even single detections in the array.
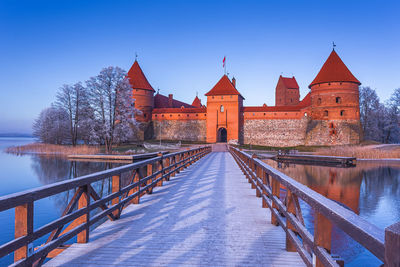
[{"xmin": 14, "ymin": 203, "xmax": 33, "ymax": 262}]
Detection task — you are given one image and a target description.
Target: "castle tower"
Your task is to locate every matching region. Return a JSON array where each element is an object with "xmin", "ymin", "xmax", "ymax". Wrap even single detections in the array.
[
  {"xmin": 205, "ymin": 75, "xmax": 244, "ymax": 144},
  {"xmin": 309, "ymin": 50, "xmax": 361, "ymax": 121},
  {"xmin": 127, "ymin": 60, "xmax": 155, "ymax": 122},
  {"xmin": 307, "ymin": 49, "xmax": 361, "ymax": 144},
  {"xmin": 275, "ymin": 75, "xmax": 300, "ymax": 106}
]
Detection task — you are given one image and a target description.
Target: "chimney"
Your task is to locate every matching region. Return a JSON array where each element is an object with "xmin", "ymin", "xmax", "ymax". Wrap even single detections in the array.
[
  {"xmin": 232, "ymin": 77, "xmax": 236, "ymax": 88},
  {"xmin": 168, "ymin": 94, "xmax": 173, "ymax": 107}
]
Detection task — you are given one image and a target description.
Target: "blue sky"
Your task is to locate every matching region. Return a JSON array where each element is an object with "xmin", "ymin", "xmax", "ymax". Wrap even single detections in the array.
[{"xmin": 1, "ymin": 0, "xmax": 399, "ymax": 133}]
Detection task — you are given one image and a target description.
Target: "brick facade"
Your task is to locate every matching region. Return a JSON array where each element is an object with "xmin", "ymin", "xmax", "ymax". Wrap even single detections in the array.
[{"xmin": 129, "ymin": 49, "xmax": 362, "ymax": 147}]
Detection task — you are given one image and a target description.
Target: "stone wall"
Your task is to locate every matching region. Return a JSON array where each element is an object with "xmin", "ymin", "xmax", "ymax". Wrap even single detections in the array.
[
  {"xmin": 153, "ymin": 120, "xmax": 206, "ymax": 142},
  {"xmin": 243, "ymin": 119, "xmax": 308, "ymax": 147},
  {"xmin": 243, "ymin": 118, "xmax": 361, "ymax": 147},
  {"xmin": 304, "ymin": 119, "xmax": 361, "ymax": 146}
]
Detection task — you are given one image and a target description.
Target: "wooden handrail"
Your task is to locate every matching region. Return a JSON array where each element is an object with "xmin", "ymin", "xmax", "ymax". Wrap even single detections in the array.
[
  {"xmin": 229, "ymin": 146, "xmax": 399, "ymax": 267},
  {"xmin": 0, "ymin": 146, "xmax": 211, "ymax": 266}
]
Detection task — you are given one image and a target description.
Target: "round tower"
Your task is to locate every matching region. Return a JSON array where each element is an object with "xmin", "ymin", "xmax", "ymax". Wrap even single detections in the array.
[
  {"xmin": 127, "ymin": 60, "xmax": 155, "ymax": 122},
  {"xmin": 309, "ymin": 50, "xmax": 361, "ymax": 121}
]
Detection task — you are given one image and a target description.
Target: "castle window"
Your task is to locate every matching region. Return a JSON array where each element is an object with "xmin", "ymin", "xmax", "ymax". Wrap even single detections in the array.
[
  {"xmin": 324, "ymin": 110, "xmax": 329, "ymax": 117},
  {"xmin": 196, "ymin": 114, "xmax": 198, "ymax": 116},
  {"xmin": 162, "ymin": 114, "xmax": 164, "ymax": 117},
  {"xmin": 336, "ymin": 97, "xmax": 342, "ymax": 104},
  {"xmin": 340, "ymin": 110, "xmax": 345, "ymax": 116},
  {"xmin": 144, "ymin": 114, "xmax": 147, "ymax": 118},
  {"xmin": 170, "ymin": 114, "xmax": 172, "ymax": 117},
  {"xmin": 290, "ymin": 98, "xmax": 293, "ymax": 102},
  {"xmin": 205, "ymin": 114, "xmax": 207, "ymax": 116},
  {"xmin": 178, "ymin": 114, "xmax": 180, "ymax": 117},
  {"xmin": 253, "ymin": 113, "xmax": 255, "ymax": 116},
  {"xmin": 212, "ymin": 96, "xmax": 214, "ymax": 99},
  {"xmin": 221, "ymin": 96, "xmax": 223, "ymax": 99},
  {"xmin": 187, "ymin": 114, "xmax": 189, "ymax": 117},
  {"xmin": 264, "ymin": 113, "xmax": 266, "ymax": 116},
  {"xmin": 220, "ymin": 105, "xmax": 224, "ymax": 112},
  {"xmin": 317, "ymin": 98, "xmax": 322, "ymax": 105},
  {"xmin": 155, "ymin": 115, "xmax": 158, "ymax": 117}
]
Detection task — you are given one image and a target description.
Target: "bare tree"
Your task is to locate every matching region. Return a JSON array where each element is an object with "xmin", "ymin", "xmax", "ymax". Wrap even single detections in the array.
[
  {"xmin": 33, "ymin": 106, "xmax": 70, "ymax": 144},
  {"xmin": 86, "ymin": 66, "xmax": 137, "ymax": 153},
  {"xmin": 55, "ymin": 82, "xmax": 90, "ymax": 146}
]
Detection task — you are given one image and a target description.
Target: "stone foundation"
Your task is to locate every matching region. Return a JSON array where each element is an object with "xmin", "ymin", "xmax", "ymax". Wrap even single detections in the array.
[
  {"xmin": 243, "ymin": 119, "xmax": 308, "ymax": 147},
  {"xmin": 153, "ymin": 120, "xmax": 206, "ymax": 142},
  {"xmin": 305, "ymin": 120, "xmax": 361, "ymax": 146}
]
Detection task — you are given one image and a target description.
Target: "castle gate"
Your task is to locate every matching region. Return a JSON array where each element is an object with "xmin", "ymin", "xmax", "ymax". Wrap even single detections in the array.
[{"xmin": 217, "ymin": 127, "xmax": 227, "ymax": 142}]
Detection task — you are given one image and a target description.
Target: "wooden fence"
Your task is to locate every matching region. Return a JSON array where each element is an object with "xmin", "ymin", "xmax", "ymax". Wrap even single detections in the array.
[
  {"xmin": 0, "ymin": 146, "xmax": 211, "ymax": 266},
  {"xmin": 229, "ymin": 146, "xmax": 400, "ymax": 267}
]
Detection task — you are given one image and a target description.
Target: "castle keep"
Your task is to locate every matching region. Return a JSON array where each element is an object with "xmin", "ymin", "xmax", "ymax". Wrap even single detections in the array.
[{"xmin": 128, "ymin": 50, "xmax": 362, "ymax": 146}]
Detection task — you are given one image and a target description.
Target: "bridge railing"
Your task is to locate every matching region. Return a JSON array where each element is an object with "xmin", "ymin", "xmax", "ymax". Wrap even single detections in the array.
[
  {"xmin": 229, "ymin": 146, "xmax": 400, "ymax": 267},
  {"xmin": 0, "ymin": 146, "xmax": 211, "ymax": 266}
]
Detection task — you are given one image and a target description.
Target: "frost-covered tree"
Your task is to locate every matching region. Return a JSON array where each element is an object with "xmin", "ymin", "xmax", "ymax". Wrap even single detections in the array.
[
  {"xmin": 86, "ymin": 67, "xmax": 137, "ymax": 153},
  {"xmin": 384, "ymin": 88, "xmax": 400, "ymax": 143},
  {"xmin": 55, "ymin": 82, "xmax": 91, "ymax": 146},
  {"xmin": 359, "ymin": 86, "xmax": 381, "ymax": 141},
  {"xmin": 33, "ymin": 106, "xmax": 70, "ymax": 144}
]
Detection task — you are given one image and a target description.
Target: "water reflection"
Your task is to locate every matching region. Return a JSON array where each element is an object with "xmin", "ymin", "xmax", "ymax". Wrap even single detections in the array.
[{"xmin": 264, "ymin": 159, "xmax": 400, "ymax": 266}]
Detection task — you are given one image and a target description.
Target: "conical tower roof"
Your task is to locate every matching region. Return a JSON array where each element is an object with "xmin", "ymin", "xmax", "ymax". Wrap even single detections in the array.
[
  {"xmin": 309, "ymin": 50, "xmax": 360, "ymax": 88},
  {"xmin": 205, "ymin": 75, "xmax": 243, "ymax": 98},
  {"xmin": 127, "ymin": 60, "xmax": 155, "ymax": 92},
  {"xmin": 192, "ymin": 96, "xmax": 202, "ymax": 107}
]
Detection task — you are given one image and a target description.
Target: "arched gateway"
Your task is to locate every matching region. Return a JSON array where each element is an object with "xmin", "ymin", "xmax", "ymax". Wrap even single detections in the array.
[{"xmin": 217, "ymin": 128, "xmax": 227, "ymax": 142}]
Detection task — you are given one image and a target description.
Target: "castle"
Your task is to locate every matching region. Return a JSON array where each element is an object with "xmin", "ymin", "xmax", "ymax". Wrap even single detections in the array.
[{"xmin": 127, "ymin": 49, "xmax": 362, "ymax": 146}]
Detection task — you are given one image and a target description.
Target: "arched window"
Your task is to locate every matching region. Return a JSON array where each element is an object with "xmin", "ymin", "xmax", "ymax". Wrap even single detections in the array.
[
  {"xmin": 220, "ymin": 105, "xmax": 224, "ymax": 112},
  {"xmin": 340, "ymin": 110, "xmax": 345, "ymax": 116},
  {"xmin": 324, "ymin": 110, "xmax": 329, "ymax": 117},
  {"xmin": 336, "ymin": 97, "xmax": 342, "ymax": 104},
  {"xmin": 317, "ymin": 98, "xmax": 322, "ymax": 105}
]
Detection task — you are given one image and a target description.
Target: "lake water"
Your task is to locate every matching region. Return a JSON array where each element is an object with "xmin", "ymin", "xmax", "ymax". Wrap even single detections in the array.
[
  {"xmin": 263, "ymin": 158, "xmax": 400, "ymax": 266},
  {"xmin": 0, "ymin": 138, "xmax": 399, "ymax": 266},
  {"xmin": 0, "ymin": 137, "xmax": 121, "ymax": 266}
]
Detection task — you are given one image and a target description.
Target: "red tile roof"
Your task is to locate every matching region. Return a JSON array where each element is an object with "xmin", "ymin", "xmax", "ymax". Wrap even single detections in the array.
[
  {"xmin": 153, "ymin": 107, "xmax": 207, "ymax": 114},
  {"xmin": 309, "ymin": 50, "xmax": 360, "ymax": 88},
  {"xmin": 205, "ymin": 75, "xmax": 243, "ymax": 97},
  {"xmin": 243, "ymin": 93, "xmax": 311, "ymax": 112},
  {"xmin": 280, "ymin": 76, "xmax": 299, "ymax": 89},
  {"xmin": 154, "ymin": 93, "xmax": 194, "ymax": 109},
  {"xmin": 191, "ymin": 96, "xmax": 202, "ymax": 107},
  {"xmin": 127, "ymin": 60, "xmax": 155, "ymax": 92}
]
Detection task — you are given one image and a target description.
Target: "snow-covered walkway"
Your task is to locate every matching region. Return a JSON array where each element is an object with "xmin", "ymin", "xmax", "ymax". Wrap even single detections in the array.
[{"xmin": 45, "ymin": 152, "xmax": 304, "ymax": 267}]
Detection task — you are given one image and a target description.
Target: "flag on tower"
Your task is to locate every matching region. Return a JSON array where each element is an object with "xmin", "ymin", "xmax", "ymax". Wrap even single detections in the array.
[{"xmin": 223, "ymin": 56, "xmax": 226, "ymax": 68}]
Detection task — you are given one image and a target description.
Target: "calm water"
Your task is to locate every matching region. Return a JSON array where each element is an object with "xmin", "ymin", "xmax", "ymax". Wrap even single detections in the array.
[
  {"xmin": 0, "ymin": 137, "xmax": 122, "ymax": 266},
  {"xmin": 263, "ymin": 158, "xmax": 400, "ymax": 266}
]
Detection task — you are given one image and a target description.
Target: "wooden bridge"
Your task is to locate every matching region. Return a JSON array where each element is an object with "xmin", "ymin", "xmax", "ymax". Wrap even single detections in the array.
[{"xmin": 0, "ymin": 145, "xmax": 399, "ymax": 266}]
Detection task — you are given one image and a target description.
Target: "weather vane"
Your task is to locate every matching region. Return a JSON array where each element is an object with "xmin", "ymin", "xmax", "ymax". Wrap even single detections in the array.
[
  {"xmin": 135, "ymin": 52, "xmax": 138, "ymax": 61},
  {"xmin": 332, "ymin": 41, "xmax": 336, "ymax": 50}
]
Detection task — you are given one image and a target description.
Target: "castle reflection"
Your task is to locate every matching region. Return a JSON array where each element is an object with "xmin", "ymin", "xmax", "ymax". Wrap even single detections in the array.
[{"xmin": 263, "ymin": 159, "xmax": 400, "ymax": 266}]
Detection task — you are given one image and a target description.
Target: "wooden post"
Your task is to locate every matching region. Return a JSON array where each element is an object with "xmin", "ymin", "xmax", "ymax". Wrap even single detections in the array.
[
  {"xmin": 180, "ymin": 154, "xmax": 185, "ymax": 171},
  {"xmin": 251, "ymin": 154, "xmax": 257, "ymax": 190},
  {"xmin": 147, "ymin": 163, "xmax": 153, "ymax": 194},
  {"xmin": 314, "ymin": 212, "xmax": 332, "ymax": 267},
  {"xmin": 385, "ymin": 221, "xmax": 400, "ymax": 267},
  {"xmin": 156, "ymin": 153, "xmax": 163, "ymax": 187},
  {"xmin": 111, "ymin": 175, "xmax": 121, "ymax": 219},
  {"xmin": 285, "ymin": 190, "xmax": 297, "ymax": 252},
  {"xmin": 130, "ymin": 171, "xmax": 140, "ymax": 204},
  {"xmin": 262, "ymin": 172, "xmax": 268, "ymax": 208},
  {"xmin": 271, "ymin": 178, "xmax": 280, "ymax": 226},
  {"xmin": 77, "ymin": 186, "xmax": 90, "ymax": 243},
  {"xmin": 14, "ymin": 202, "xmax": 33, "ymax": 262},
  {"xmin": 165, "ymin": 157, "xmax": 171, "ymax": 181}
]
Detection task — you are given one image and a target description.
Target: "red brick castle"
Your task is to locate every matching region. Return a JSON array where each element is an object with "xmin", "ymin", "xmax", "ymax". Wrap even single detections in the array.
[{"xmin": 127, "ymin": 49, "xmax": 361, "ymax": 146}]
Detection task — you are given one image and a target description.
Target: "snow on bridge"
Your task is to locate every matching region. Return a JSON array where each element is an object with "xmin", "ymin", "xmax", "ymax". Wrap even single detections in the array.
[{"xmin": 45, "ymin": 151, "xmax": 304, "ymax": 267}]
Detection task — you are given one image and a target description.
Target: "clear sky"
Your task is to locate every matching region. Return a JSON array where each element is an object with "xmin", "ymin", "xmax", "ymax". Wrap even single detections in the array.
[{"xmin": 1, "ymin": 0, "xmax": 399, "ymax": 133}]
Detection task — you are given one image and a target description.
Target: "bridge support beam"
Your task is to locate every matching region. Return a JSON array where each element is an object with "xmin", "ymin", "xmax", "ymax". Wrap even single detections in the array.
[{"xmin": 385, "ymin": 221, "xmax": 400, "ymax": 267}]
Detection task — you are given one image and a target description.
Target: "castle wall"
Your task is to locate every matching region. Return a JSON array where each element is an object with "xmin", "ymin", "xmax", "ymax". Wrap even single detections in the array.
[
  {"xmin": 304, "ymin": 119, "xmax": 361, "ymax": 146},
  {"xmin": 153, "ymin": 119, "xmax": 206, "ymax": 142},
  {"xmin": 243, "ymin": 118, "xmax": 308, "ymax": 147}
]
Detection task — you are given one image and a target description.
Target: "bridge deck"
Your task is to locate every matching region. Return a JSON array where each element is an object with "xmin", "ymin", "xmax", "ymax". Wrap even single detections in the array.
[{"xmin": 45, "ymin": 152, "xmax": 305, "ymax": 267}]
